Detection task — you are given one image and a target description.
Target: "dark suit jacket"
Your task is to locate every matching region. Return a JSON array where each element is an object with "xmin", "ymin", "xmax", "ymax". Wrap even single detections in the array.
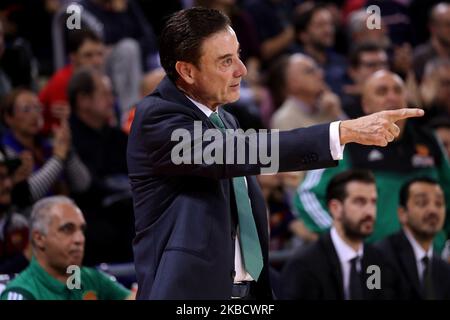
[
  {"xmin": 127, "ymin": 77, "xmax": 337, "ymax": 299},
  {"xmin": 280, "ymin": 232, "xmax": 394, "ymax": 300},
  {"xmin": 376, "ymin": 230, "xmax": 450, "ymax": 300}
]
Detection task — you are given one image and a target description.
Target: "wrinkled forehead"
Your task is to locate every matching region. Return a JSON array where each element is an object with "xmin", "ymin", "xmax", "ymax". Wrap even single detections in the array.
[
  {"xmin": 49, "ymin": 203, "xmax": 85, "ymax": 228},
  {"xmin": 365, "ymin": 72, "xmax": 405, "ymax": 93},
  {"xmin": 199, "ymin": 26, "xmax": 237, "ymax": 58}
]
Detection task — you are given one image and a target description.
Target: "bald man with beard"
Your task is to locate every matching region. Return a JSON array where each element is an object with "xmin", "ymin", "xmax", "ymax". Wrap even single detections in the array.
[{"xmin": 295, "ymin": 70, "xmax": 450, "ymax": 251}]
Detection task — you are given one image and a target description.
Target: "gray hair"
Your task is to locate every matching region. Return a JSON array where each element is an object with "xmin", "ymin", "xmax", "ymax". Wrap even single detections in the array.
[
  {"xmin": 347, "ymin": 10, "xmax": 369, "ymax": 36},
  {"xmin": 30, "ymin": 196, "xmax": 78, "ymax": 235}
]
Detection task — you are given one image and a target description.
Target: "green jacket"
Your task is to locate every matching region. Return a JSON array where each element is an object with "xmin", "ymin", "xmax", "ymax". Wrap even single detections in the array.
[{"xmin": 0, "ymin": 257, "xmax": 130, "ymax": 300}]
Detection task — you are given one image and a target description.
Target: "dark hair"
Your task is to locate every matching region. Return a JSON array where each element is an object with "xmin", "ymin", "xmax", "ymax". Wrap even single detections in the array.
[
  {"xmin": 399, "ymin": 177, "xmax": 439, "ymax": 208},
  {"xmin": 1, "ymin": 88, "xmax": 33, "ymax": 125},
  {"xmin": 159, "ymin": 7, "xmax": 231, "ymax": 81},
  {"xmin": 67, "ymin": 68, "xmax": 98, "ymax": 109},
  {"xmin": 349, "ymin": 41, "xmax": 386, "ymax": 68},
  {"xmin": 67, "ymin": 29, "xmax": 101, "ymax": 54},
  {"xmin": 326, "ymin": 169, "xmax": 376, "ymax": 204},
  {"xmin": 294, "ymin": 2, "xmax": 329, "ymax": 35}
]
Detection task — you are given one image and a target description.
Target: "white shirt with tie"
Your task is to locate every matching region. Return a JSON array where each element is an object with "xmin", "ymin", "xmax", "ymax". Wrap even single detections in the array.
[
  {"xmin": 403, "ymin": 228, "xmax": 433, "ymax": 283},
  {"xmin": 330, "ymin": 227, "xmax": 364, "ymax": 300},
  {"xmin": 187, "ymin": 96, "xmax": 345, "ymax": 282}
]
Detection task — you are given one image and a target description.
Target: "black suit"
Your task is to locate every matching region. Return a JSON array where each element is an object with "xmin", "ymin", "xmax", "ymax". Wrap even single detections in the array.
[
  {"xmin": 281, "ymin": 232, "xmax": 394, "ymax": 300},
  {"xmin": 376, "ymin": 230, "xmax": 450, "ymax": 299},
  {"xmin": 127, "ymin": 77, "xmax": 337, "ymax": 299}
]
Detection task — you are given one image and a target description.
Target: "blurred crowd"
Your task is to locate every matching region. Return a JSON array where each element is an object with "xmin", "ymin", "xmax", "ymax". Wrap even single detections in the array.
[{"xmin": 0, "ymin": 0, "xmax": 450, "ymax": 299}]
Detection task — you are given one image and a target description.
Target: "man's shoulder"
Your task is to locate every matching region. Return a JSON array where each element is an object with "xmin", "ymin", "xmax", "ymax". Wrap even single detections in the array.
[{"xmin": 0, "ymin": 267, "xmax": 36, "ymax": 300}]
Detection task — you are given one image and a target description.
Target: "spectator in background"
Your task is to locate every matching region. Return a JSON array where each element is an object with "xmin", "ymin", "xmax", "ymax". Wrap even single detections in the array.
[
  {"xmin": 122, "ymin": 68, "xmax": 165, "ymax": 134},
  {"xmin": 377, "ymin": 177, "xmax": 450, "ymax": 299},
  {"xmin": 414, "ymin": 2, "xmax": 450, "ymax": 82},
  {"xmin": 245, "ymin": 0, "xmax": 295, "ymax": 64},
  {"xmin": 0, "ymin": 2, "xmax": 38, "ymax": 91},
  {"xmin": 271, "ymin": 53, "xmax": 342, "ymax": 131},
  {"xmin": 68, "ymin": 68, "xmax": 133, "ymax": 265},
  {"xmin": 281, "ymin": 169, "xmax": 393, "ymax": 300},
  {"xmin": 39, "ymin": 29, "xmax": 105, "ymax": 136},
  {"xmin": 346, "ymin": 9, "xmax": 391, "ymax": 50},
  {"xmin": 0, "ymin": 147, "xmax": 31, "ymax": 275},
  {"xmin": 1, "ymin": 89, "xmax": 91, "ymax": 204},
  {"xmin": 80, "ymin": 0, "xmax": 158, "ymax": 121},
  {"xmin": 419, "ymin": 58, "xmax": 450, "ymax": 123},
  {"xmin": 0, "ymin": 20, "xmax": 12, "ymax": 100},
  {"xmin": 292, "ymin": 2, "xmax": 347, "ymax": 94},
  {"xmin": 428, "ymin": 117, "xmax": 450, "ymax": 161},
  {"xmin": 294, "ymin": 70, "xmax": 450, "ymax": 252},
  {"xmin": 340, "ymin": 41, "xmax": 389, "ymax": 119},
  {"xmin": 0, "ymin": 196, "xmax": 135, "ymax": 300}
]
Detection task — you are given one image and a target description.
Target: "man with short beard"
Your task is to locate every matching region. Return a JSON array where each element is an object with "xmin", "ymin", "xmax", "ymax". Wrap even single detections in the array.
[
  {"xmin": 281, "ymin": 169, "xmax": 394, "ymax": 300},
  {"xmin": 377, "ymin": 177, "xmax": 450, "ymax": 300}
]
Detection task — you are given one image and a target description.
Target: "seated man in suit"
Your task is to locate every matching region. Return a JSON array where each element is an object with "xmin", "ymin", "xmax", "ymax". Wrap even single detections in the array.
[
  {"xmin": 377, "ymin": 177, "xmax": 450, "ymax": 299},
  {"xmin": 281, "ymin": 169, "xmax": 393, "ymax": 299},
  {"xmin": 1, "ymin": 196, "xmax": 134, "ymax": 300}
]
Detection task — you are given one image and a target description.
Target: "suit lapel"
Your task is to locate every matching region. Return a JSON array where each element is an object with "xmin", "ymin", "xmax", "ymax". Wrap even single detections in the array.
[
  {"xmin": 155, "ymin": 77, "xmax": 217, "ymax": 129},
  {"xmin": 395, "ymin": 231, "xmax": 422, "ymax": 297},
  {"xmin": 322, "ymin": 232, "xmax": 345, "ymax": 299}
]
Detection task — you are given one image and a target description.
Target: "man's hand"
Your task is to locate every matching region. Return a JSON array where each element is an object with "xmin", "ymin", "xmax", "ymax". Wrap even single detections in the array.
[{"xmin": 339, "ymin": 108, "xmax": 424, "ymax": 146}]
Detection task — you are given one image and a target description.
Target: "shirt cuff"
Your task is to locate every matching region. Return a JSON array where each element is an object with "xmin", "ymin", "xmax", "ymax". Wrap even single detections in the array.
[{"xmin": 329, "ymin": 121, "xmax": 345, "ymax": 160}]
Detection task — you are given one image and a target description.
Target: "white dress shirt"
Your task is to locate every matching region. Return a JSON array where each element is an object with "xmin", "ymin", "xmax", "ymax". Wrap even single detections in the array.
[
  {"xmin": 403, "ymin": 228, "xmax": 433, "ymax": 282},
  {"xmin": 330, "ymin": 227, "xmax": 364, "ymax": 300},
  {"xmin": 186, "ymin": 96, "xmax": 345, "ymax": 282}
]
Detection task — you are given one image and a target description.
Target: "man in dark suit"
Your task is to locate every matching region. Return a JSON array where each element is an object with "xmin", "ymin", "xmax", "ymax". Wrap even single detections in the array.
[
  {"xmin": 127, "ymin": 7, "xmax": 424, "ymax": 300},
  {"xmin": 377, "ymin": 177, "xmax": 450, "ymax": 299},
  {"xmin": 281, "ymin": 170, "xmax": 393, "ymax": 300}
]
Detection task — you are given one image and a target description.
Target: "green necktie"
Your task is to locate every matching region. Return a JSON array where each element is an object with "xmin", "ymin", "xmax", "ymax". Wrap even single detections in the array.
[{"xmin": 209, "ymin": 112, "xmax": 263, "ymax": 281}]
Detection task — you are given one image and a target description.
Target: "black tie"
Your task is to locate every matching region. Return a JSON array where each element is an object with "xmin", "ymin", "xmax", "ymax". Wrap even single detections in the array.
[
  {"xmin": 349, "ymin": 256, "xmax": 363, "ymax": 300},
  {"xmin": 422, "ymin": 256, "xmax": 435, "ymax": 300}
]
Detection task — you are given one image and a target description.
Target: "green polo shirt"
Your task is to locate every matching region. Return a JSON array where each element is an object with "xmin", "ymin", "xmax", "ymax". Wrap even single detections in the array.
[{"xmin": 0, "ymin": 258, "xmax": 130, "ymax": 300}]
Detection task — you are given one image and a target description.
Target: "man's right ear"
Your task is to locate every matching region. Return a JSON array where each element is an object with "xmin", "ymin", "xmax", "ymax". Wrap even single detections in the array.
[
  {"xmin": 175, "ymin": 61, "xmax": 195, "ymax": 85},
  {"xmin": 328, "ymin": 199, "xmax": 342, "ymax": 220},
  {"xmin": 32, "ymin": 230, "xmax": 46, "ymax": 251},
  {"xmin": 397, "ymin": 206, "xmax": 407, "ymax": 225}
]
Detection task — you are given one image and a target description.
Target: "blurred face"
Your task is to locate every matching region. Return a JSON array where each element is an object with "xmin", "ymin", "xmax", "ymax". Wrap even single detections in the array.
[
  {"xmin": 37, "ymin": 203, "xmax": 86, "ymax": 273},
  {"xmin": 6, "ymin": 91, "xmax": 43, "ymax": 137},
  {"xmin": 435, "ymin": 127, "xmax": 450, "ymax": 159},
  {"xmin": 434, "ymin": 66, "xmax": 450, "ymax": 109},
  {"xmin": 362, "ymin": 71, "xmax": 407, "ymax": 117},
  {"xmin": 87, "ymin": 74, "xmax": 115, "ymax": 123},
  {"xmin": 286, "ymin": 54, "xmax": 324, "ymax": 98},
  {"xmin": 351, "ymin": 50, "xmax": 388, "ymax": 84},
  {"xmin": 71, "ymin": 39, "xmax": 105, "ymax": 70},
  {"xmin": 0, "ymin": 165, "xmax": 12, "ymax": 208},
  {"xmin": 332, "ymin": 182, "xmax": 377, "ymax": 240},
  {"xmin": 400, "ymin": 182, "xmax": 446, "ymax": 241},
  {"xmin": 187, "ymin": 27, "xmax": 247, "ymax": 109},
  {"xmin": 304, "ymin": 8, "xmax": 335, "ymax": 49},
  {"xmin": 431, "ymin": 5, "xmax": 450, "ymax": 48}
]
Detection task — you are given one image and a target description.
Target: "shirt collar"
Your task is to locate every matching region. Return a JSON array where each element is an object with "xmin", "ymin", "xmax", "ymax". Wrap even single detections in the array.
[
  {"xmin": 403, "ymin": 228, "xmax": 433, "ymax": 262},
  {"xmin": 330, "ymin": 227, "xmax": 364, "ymax": 263},
  {"xmin": 185, "ymin": 96, "xmax": 215, "ymax": 117},
  {"xmin": 30, "ymin": 257, "xmax": 81, "ymax": 294}
]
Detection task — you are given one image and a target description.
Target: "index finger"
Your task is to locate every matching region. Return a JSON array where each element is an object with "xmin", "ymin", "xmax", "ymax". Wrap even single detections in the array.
[{"xmin": 383, "ymin": 108, "xmax": 424, "ymax": 122}]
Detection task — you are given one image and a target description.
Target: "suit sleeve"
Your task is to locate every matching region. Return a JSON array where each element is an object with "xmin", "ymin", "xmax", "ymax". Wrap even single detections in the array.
[
  {"xmin": 280, "ymin": 257, "xmax": 322, "ymax": 300},
  {"xmin": 130, "ymin": 104, "xmax": 338, "ymax": 179}
]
